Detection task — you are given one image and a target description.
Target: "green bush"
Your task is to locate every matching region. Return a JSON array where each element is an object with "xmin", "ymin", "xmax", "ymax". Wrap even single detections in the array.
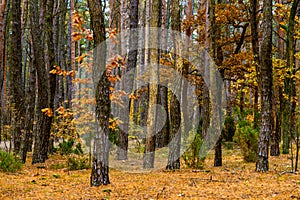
[
  {"xmin": 67, "ymin": 154, "xmax": 90, "ymax": 170},
  {"xmin": 58, "ymin": 139, "xmax": 83, "ymax": 155},
  {"xmin": 182, "ymin": 126, "xmax": 205, "ymax": 169},
  {"xmin": 234, "ymin": 121, "xmax": 258, "ymax": 162},
  {"xmin": 0, "ymin": 150, "xmax": 23, "ymax": 173},
  {"xmin": 223, "ymin": 116, "xmax": 236, "ymax": 142}
]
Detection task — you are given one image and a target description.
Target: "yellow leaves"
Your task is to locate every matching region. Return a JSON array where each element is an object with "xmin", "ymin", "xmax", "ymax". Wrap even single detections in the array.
[
  {"xmin": 76, "ymin": 54, "xmax": 87, "ymax": 63},
  {"xmin": 41, "ymin": 108, "xmax": 53, "ymax": 117},
  {"xmin": 109, "ymin": 117, "xmax": 123, "ymax": 130},
  {"xmin": 56, "ymin": 106, "xmax": 65, "ymax": 115},
  {"xmin": 129, "ymin": 93, "xmax": 138, "ymax": 100},
  {"xmin": 246, "ymin": 114, "xmax": 254, "ymax": 123}
]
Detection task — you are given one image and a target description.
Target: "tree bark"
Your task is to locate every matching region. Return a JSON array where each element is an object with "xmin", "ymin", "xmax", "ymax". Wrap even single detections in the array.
[
  {"xmin": 166, "ymin": 0, "xmax": 182, "ymax": 170},
  {"xmin": 256, "ymin": 0, "xmax": 273, "ymax": 172},
  {"xmin": 0, "ymin": 0, "xmax": 7, "ymax": 144},
  {"xmin": 116, "ymin": 0, "xmax": 139, "ymax": 160},
  {"xmin": 143, "ymin": 0, "xmax": 160, "ymax": 169},
  {"xmin": 10, "ymin": 0, "xmax": 25, "ymax": 155},
  {"xmin": 88, "ymin": 0, "xmax": 110, "ymax": 186},
  {"xmin": 31, "ymin": 0, "xmax": 52, "ymax": 164}
]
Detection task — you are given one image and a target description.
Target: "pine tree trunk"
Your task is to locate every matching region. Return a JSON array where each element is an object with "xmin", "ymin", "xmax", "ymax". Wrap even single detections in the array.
[
  {"xmin": 256, "ymin": 0, "xmax": 273, "ymax": 172},
  {"xmin": 166, "ymin": 0, "xmax": 182, "ymax": 170},
  {"xmin": 0, "ymin": 0, "xmax": 7, "ymax": 144},
  {"xmin": 10, "ymin": 0, "xmax": 25, "ymax": 155},
  {"xmin": 143, "ymin": 0, "xmax": 160, "ymax": 169},
  {"xmin": 31, "ymin": 0, "xmax": 52, "ymax": 164},
  {"xmin": 116, "ymin": 0, "xmax": 139, "ymax": 160},
  {"xmin": 88, "ymin": 0, "xmax": 110, "ymax": 186}
]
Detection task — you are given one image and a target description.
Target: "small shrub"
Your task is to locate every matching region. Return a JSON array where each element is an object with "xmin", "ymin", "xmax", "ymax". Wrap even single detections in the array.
[
  {"xmin": 49, "ymin": 163, "xmax": 66, "ymax": 170},
  {"xmin": 182, "ymin": 128, "xmax": 205, "ymax": 169},
  {"xmin": 234, "ymin": 121, "xmax": 258, "ymax": 162},
  {"xmin": 223, "ymin": 116, "xmax": 236, "ymax": 142},
  {"xmin": 58, "ymin": 139, "xmax": 83, "ymax": 155},
  {"xmin": 67, "ymin": 154, "xmax": 90, "ymax": 170},
  {"xmin": 0, "ymin": 150, "xmax": 23, "ymax": 173}
]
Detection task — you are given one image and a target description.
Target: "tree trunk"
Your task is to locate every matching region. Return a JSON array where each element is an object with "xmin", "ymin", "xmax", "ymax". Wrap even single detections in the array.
[
  {"xmin": 10, "ymin": 0, "xmax": 25, "ymax": 155},
  {"xmin": 116, "ymin": 0, "xmax": 139, "ymax": 160},
  {"xmin": 256, "ymin": 0, "xmax": 273, "ymax": 172},
  {"xmin": 31, "ymin": 0, "xmax": 52, "ymax": 164},
  {"xmin": 143, "ymin": 0, "xmax": 160, "ymax": 169},
  {"xmin": 166, "ymin": 0, "xmax": 182, "ymax": 170},
  {"xmin": 0, "ymin": 0, "xmax": 7, "ymax": 144},
  {"xmin": 156, "ymin": 85, "xmax": 169, "ymax": 148},
  {"xmin": 88, "ymin": 0, "xmax": 110, "ymax": 186}
]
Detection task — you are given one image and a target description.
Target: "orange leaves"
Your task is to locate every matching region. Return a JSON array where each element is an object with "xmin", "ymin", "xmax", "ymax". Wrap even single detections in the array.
[
  {"xmin": 71, "ymin": 32, "xmax": 83, "ymax": 42},
  {"xmin": 72, "ymin": 11, "xmax": 84, "ymax": 30},
  {"xmin": 41, "ymin": 108, "xmax": 53, "ymax": 117},
  {"xmin": 129, "ymin": 93, "xmax": 138, "ymax": 100},
  {"xmin": 71, "ymin": 10, "xmax": 93, "ymax": 42},
  {"xmin": 49, "ymin": 66, "xmax": 74, "ymax": 77},
  {"xmin": 76, "ymin": 54, "xmax": 87, "ymax": 63},
  {"xmin": 106, "ymin": 55, "xmax": 125, "ymax": 85}
]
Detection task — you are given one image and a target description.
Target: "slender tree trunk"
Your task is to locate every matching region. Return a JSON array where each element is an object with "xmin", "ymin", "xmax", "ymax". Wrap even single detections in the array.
[
  {"xmin": 166, "ymin": 0, "xmax": 182, "ymax": 170},
  {"xmin": 143, "ymin": 0, "xmax": 160, "ymax": 169},
  {"xmin": 10, "ymin": 0, "xmax": 25, "ymax": 155},
  {"xmin": 88, "ymin": 0, "xmax": 110, "ymax": 186},
  {"xmin": 31, "ymin": 0, "xmax": 52, "ymax": 164},
  {"xmin": 0, "ymin": 0, "xmax": 7, "ymax": 144},
  {"xmin": 116, "ymin": 0, "xmax": 139, "ymax": 160},
  {"xmin": 256, "ymin": 0, "xmax": 273, "ymax": 172}
]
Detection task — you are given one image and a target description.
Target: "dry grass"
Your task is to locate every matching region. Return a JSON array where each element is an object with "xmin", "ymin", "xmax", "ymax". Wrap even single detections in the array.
[{"xmin": 0, "ymin": 148, "xmax": 299, "ymax": 199}]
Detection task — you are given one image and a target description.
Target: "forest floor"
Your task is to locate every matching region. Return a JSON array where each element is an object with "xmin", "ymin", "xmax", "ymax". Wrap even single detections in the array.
[{"xmin": 0, "ymin": 147, "xmax": 300, "ymax": 200}]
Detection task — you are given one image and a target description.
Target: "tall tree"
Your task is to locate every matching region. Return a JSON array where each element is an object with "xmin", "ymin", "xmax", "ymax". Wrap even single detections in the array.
[
  {"xmin": 0, "ymin": 0, "xmax": 7, "ymax": 143},
  {"xmin": 166, "ymin": 0, "xmax": 182, "ymax": 170},
  {"xmin": 116, "ymin": 0, "xmax": 139, "ymax": 160},
  {"xmin": 10, "ymin": 0, "xmax": 25, "ymax": 155},
  {"xmin": 143, "ymin": 0, "xmax": 160, "ymax": 169},
  {"xmin": 281, "ymin": 0, "xmax": 300, "ymax": 156},
  {"xmin": 31, "ymin": 0, "xmax": 53, "ymax": 164},
  {"xmin": 256, "ymin": 0, "xmax": 273, "ymax": 172},
  {"xmin": 88, "ymin": 0, "xmax": 110, "ymax": 186}
]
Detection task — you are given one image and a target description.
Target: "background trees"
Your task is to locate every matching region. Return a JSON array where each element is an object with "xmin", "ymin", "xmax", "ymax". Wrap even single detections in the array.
[{"xmin": 0, "ymin": 0, "xmax": 300, "ymax": 186}]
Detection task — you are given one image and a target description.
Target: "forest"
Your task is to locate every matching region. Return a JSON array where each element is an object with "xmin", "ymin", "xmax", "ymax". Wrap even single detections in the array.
[{"xmin": 0, "ymin": 0, "xmax": 300, "ymax": 199}]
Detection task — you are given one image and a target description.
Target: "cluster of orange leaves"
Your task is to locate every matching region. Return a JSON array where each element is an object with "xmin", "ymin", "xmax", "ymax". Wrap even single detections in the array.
[
  {"xmin": 41, "ymin": 108, "xmax": 53, "ymax": 117},
  {"xmin": 50, "ymin": 65, "xmax": 75, "ymax": 77},
  {"xmin": 71, "ymin": 11, "xmax": 93, "ymax": 42}
]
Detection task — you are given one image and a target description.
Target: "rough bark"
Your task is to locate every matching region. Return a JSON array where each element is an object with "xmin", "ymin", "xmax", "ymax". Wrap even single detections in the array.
[
  {"xmin": 256, "ymin": 0, "xmax": 273, "ymax": 172},
  {"xmin": 116, "ymin": 0, "xmax": 139, "ymax": 160},
  {"xmin": 10, "ymin": 0, "xmax": 25, "ymax": 154},
  {"xmin": 143, "ymin": 0, "xmax": 160, "ymax": 169},
  {"xmin": 166, "ymin": 0, "xmax": 182, "ymax": 170},
  {"xmin": 88, "ymin": 0, "xmax": 110, "ymax": 186},
  {"xmin": 156, "ymin": 85, "xmax": 169, "ymax": 148},
  {"xmin": 31, "ymin": 0, "xmax": 52, "ymax": 164},
  {"xmin": 0, "ymin": 0, "xmax": 7, "ymax": 144}
]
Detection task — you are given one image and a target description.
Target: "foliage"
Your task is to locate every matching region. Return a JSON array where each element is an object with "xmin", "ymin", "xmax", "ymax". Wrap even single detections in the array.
[
  {"xmin": 182, "ymin": 126, "xmax": 205, "ymax": 169},
  {"xmin": 67, "ymin": 154, "xmax": 90, "ymax": 171},
  {"xmin": 57, "ymin": 139, "xmax": 83, "ymax": 155},
  {"xmin": 234, "ymin": 114, "xmax": 259, "ymax": 162},
  {"xmin": 223, "ymin": 116, "xmax": 236, "ymax": 142},
  {"xmin": 0, "ymin": 150, "xmax": 23, "ymax": 173}
]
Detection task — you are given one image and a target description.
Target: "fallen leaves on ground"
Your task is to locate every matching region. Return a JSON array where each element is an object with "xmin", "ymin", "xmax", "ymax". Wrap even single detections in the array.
[{"xmin": 0, "ymin": 149, "xmax": 299, "ymax": 199}]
